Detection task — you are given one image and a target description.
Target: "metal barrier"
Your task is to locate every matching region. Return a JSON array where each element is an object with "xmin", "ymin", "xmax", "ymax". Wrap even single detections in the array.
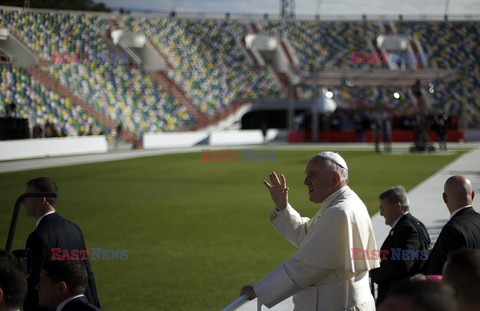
[
  {"xmin": 5, "ymin": 192, "xmax": 57, "ymax": 251},
  {"xmin": 221, "ymin": 295, "xmax": 263, "ymax": 311}
]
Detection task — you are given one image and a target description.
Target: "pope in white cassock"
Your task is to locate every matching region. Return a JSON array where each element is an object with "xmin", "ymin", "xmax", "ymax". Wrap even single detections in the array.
[{"xmin": 241, "ymin": 152, "xmax": 380, "ymax": 311}]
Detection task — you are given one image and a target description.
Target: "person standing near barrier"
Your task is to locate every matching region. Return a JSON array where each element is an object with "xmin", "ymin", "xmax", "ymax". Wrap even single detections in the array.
[
  {"xmin": 435, "ymin": 112, "xmax": 448, "ymax": 151},
  {"xmin": 382, "ymin": 112, "xmax": 392, "ymax": 153},
  {"xmin": 241, "ymin": 152, "xmax": 379, "ymax": 310},
  {"xmin": 23, "ymin": 177, "xmax": 100, "ymax": 311}
]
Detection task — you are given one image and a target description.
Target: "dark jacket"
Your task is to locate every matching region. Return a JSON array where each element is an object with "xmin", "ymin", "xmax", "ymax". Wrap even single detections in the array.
[
  {"xmin": 425, "ymin": 206, "xmax": 480, "ymax": 275},
  {"xmin": 62, "ymin": 296, "xmax": 101, "ymax": 311},
  {"xmin": 370, "ymin": 213, "xmax": 430, "ymax": 304},
  {"xmin": 24, "ymin": 213, "xmax": 100, "ymax": 311}
]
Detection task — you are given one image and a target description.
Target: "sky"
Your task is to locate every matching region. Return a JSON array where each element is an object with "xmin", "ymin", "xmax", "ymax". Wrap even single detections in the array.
[{"xmin": 101, "ymin": 0, "xmax": 480, "ymax": 16}]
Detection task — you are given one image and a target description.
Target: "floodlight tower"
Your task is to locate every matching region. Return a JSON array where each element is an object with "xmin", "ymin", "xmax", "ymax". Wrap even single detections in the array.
[{"xmin": 281, "ymin": 0, "xmax": 295, "ymax": 19}]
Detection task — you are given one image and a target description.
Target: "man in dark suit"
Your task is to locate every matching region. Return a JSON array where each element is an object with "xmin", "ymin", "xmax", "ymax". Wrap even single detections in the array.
[
  {"xmin": 425, "ymin": 175, "xmax": 480, "ymax": 275},
  {"xmin": 370, "ymin": 185, "xmax": 431, "ymax": 305},
  {"xmin": 36, "ymin": 260, "xmax": 101, "ymax": 311},
  {"xmin": 23, "ymin": 177, "xmax": 100, "ymax": 311}
]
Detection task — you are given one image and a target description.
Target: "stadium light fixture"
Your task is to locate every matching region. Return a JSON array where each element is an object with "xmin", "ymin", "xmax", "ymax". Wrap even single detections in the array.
[
  {"xmin": 342, "ymin": 78, "xmax": 354, "ymax": 87},
  {"xmin": 428, "ymin": 81, "xmax": 435, "ymax": 93}
]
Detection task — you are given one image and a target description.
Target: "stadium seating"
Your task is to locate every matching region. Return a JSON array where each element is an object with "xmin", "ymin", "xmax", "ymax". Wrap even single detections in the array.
[
  {"xmin": 257, "ymin": 20, "xmax": 383, "ymax": 71},
  {"xmin": 395, "ymin": 21, "xmax": 480, "ymax": 125},
  {"xmin": 0, "ymin": 64, "xmax": 103, "ymax": 136},
  {"xmin": 115, "ymin": 16, "xmax": 280, "ymax": 116},
  {"xmin": 0, "ymin": 7, "xmax": 478, "ymax": 134},
  {"xmin": 0, "ymin": 9, "xmax": 195, "ymax": 135}
]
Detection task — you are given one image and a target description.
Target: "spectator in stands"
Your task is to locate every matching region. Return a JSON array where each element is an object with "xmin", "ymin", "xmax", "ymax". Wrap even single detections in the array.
[
  {"xmin": 5, "ymin": 101, "xmax": 17, "ymax": 118},
  {"xmin": 44, "ymin": 121, "xmax": 59, "ymax": 138},
  {"xmin": 372, "ymin": 115, "xmax": 382, "ymax": 153},
  {"xmin": 261, "ymin": 122, "xmax": 268, "ymax": 144},
  {"xmin": 0, "ymin": 250, "xmax": 28, "ymax": 311},
  {"xmin": 36, "ymin": 260, "xmax": 101, "ymax": 311},
  {"xmin": 87, "ymin": 124, "xmax": 94, "ymax": 136},
  {"xmin": 370, "ymin": 186, "xmax": 431, "ymax": 305},
  {"xmin": 413, "ymin": 113, "xmax": 429, "ymax": 151},
  {"xmin": 115, "ymin": 123, "xmax": 123, "ymax": 149},
  {"xmin": 435, "ymin": 112, "xmax": 448, "ymax": 151},
  {"xmin": 23, "ymin": 177, "xmax": 100, "ymax": 311},
  {"xmin": 382, "ymin": 112, "xmax": 392, "ymax": 153},
  {"xmin": 329, "ymin": 111, "xmax": 342, "ymax": 131},
  {"xmin": 354, "ymin": 113, "xmax": 365, "ymax": 142},
  {"xmin": 425, "ymin": 175, "xmax": 480, "ymax": 274},
  {"xmin": 60, "ymin": 125, "xmax": 69, "ymax": 137},
  {"xmin": 240, "ymin": 152, "xmax": 379, "ymax": 310},
  {"xmin": 32, "ymin": 123, "xmax": 44, "ymax": 138},
  {"xmin": 378, "ymin": 279, "xmax": 458, "ymax": 311},
  {"xmin": 443, "ymin": 248, "xmax": 480, "ymax": 311}
]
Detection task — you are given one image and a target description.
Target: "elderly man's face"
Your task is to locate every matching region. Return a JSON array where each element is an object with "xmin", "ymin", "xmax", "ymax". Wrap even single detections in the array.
[
  {"xmin": 379, "ymin": 198, "xmax": 400, "ymax": 227},
  {"xmin": 304, "ymin": 158, "xmax": 335, "ymax": 203}
]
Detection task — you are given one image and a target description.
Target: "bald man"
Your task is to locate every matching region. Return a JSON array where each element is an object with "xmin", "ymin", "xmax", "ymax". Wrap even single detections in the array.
[
  {"xmin": 425, "ymin": 175, "xmax": 480, "ymax": 274},
  {"xmin": 240, "ymin": 152, "xmax": 379, "ymax": 310}
]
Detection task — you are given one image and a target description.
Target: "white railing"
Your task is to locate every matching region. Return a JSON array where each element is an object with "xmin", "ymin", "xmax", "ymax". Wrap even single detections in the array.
[
  {"xmin": 222, "ymin": 295, "xmax": 263, "ymax": 311},
  {"xmin": 119, "ymin": 41, "xmax": 142, "ymax": 65}
]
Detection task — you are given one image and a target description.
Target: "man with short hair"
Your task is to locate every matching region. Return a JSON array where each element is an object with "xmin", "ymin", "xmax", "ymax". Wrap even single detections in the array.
[
  {"xmin": 443, "ymin": 248, "xmax": 480, "ymax": 311},
  {"xmin": 241, "ymin": 152, "xmax": 379, "ymax": 310},
  {"xmin": 36, "ymin": 260, "xmax": 101, "ymax": 311},
  {"xmin": 23, "ymin": 177, "xmax": 100, "ymax": 311},
  {"xmin": 0, "ymin": 250, "xmax": 27, "ymax": 311},
  {"xmin": 370, "ymin": 185, "xmax": 431, "ymax": 305},
  {"xmin": 425, "ymin": 175, "xmax": 480, "ymax": 274}
]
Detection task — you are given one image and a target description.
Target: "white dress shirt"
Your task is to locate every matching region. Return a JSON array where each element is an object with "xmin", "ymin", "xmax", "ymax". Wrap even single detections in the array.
[
  {"xmin": 450, "ymin": 205, "xmax": 472, "ymax": 219},
  {"xmin": 36, "ymin": 210, "xmax": 56, "ymax": 228}
]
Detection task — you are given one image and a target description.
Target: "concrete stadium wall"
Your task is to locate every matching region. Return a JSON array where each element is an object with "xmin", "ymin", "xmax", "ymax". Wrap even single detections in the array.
[
  {"xmin": 143, "ymin": 131, "xmax": 209, "ymax": 149},
  {"xmin": 143, "ymin": 130, "xmax": 280, "ymax": 149},
  {"xmin": 210, "ymin": 129, "xmax": 278, "ymax": 145},
  {"xmin": 0, "ymin": 136, "xmax": 108, "ymax": 161}
]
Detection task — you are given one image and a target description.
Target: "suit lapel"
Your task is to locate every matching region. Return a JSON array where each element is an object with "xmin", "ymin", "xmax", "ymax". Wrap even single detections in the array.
[{"xmin": 381, "ymin": 229, "xmax": 394, "ymax": 250}]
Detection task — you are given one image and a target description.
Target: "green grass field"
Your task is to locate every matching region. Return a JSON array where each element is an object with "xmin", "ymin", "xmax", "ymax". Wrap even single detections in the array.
[{"xmin": 0, "ymin": 149, "xmax": 465, "ymax": 310}]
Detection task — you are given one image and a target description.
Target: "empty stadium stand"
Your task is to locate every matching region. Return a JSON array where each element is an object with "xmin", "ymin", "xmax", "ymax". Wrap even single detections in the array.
[{"xmin": 0, "ymin": 6, "xmax": 479, "ymax": 144}]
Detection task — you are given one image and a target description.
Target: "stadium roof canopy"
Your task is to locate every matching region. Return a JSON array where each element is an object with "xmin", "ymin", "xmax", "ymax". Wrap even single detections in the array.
[{"xmin": 299, "ymin": 69, "xmax": 458, "ymax": 87}]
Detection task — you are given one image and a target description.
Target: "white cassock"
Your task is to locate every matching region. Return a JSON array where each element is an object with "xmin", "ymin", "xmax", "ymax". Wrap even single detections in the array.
[{"xmin": 254, "ymin": 186, "xmax": 380, "ymax": 311}]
